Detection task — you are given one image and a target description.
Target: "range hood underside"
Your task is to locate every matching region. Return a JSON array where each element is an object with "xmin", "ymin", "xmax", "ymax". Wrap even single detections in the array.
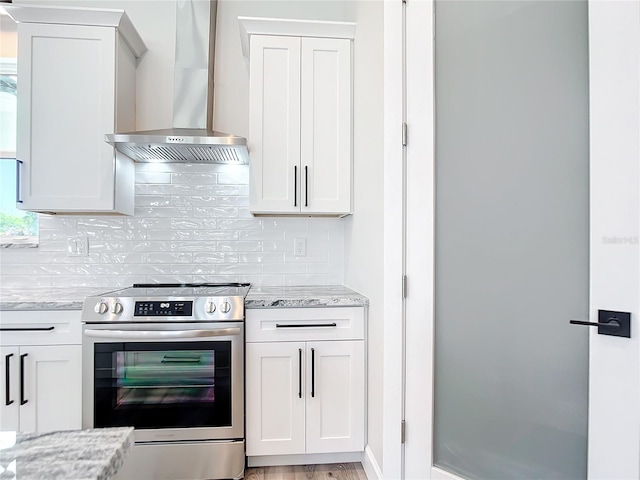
[{"xmin": 107, "ymin": 129, "xmax": 250, "ymax": 164}]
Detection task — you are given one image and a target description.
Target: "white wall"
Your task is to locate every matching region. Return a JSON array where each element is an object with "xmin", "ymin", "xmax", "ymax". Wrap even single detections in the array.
[{"xmin": 342, "ymin": 0, "xmax": 385, "ymax": 471}]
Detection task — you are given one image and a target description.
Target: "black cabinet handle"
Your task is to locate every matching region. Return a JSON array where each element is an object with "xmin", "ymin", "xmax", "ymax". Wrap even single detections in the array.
[
  {"xmin": 5, "ymin": 354, "xmax": 13, "ymax": 406},
  {"xmin": 276, "ymin": 323, "xmax": 337, "ymax": 329},
  {"xmin": 16, "ymin": 159, "xmax": 23, "ymax": 203},
  {"xmin": 311, "ymin": 348, "xmax": 315, "ymax": 398},
  {"xmin": 294, "ymin": 165, "xmax": 298, "ymax": 207},
  {"xmin": 20, "ymin": 353, "xmax": 27, "ymax": 406},
  {"xmin": 304, "ymin": 166, "xmax": 309, "ymax": 207},
  {"xmin": 0, "ymin": 326, "xmax": 55, "ymax": 332},
  {"xmin": 298, "ymin": 348, "xmax": 302, "ymax": 399}
]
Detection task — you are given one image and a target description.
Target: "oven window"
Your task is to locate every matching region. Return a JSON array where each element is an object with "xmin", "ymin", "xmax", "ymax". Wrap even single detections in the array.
[{"xmin": 94, "ymin": 341, "xmax": 231, "ymax": 429}]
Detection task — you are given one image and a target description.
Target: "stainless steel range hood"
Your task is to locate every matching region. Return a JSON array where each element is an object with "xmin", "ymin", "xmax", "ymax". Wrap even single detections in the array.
[{"xmin": 106, "ymin": 0, "xmax": 249, "ymax": 164}]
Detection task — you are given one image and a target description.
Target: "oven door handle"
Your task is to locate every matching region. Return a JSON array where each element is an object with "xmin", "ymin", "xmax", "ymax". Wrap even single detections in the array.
[{"xmin": 83, "ymin": 327, "xmax": 241, "ymax": 340}]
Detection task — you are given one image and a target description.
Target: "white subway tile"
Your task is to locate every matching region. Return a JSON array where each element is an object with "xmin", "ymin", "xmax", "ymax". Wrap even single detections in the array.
[
  {"xmin": 240, "ymin": 229, "xmax": 284, "ymax": 241},
  {"xmin": 263, "ymin": 263, "xmax": 307, "ymax": 274},
  {"xmin": 126, "ymin": 218, "xmax": 172, "ymax": 230},
  {"xmin": 217, "ymin": 241, "xmax": 261, "ymax": 252},
  {"xmin": 217, "ymin": 264, "xmax": 262, "ymax": 275},
  {"xmin": 172, "ymin": 196, "xmax": 217, "ymax": 207},
  {"xmin": 147, "ymin": 253, "xmax": 193, "ymax": 264},
  {"xmin": 193, "ymin": 230, "xmax": 238, "ymax": 241},
  {"xmin": 217, "ymin": 219, "xmax": 261, "ymax": 230},
  {"xmin": 217, "ymin": 171, "xmax": 250, "ymax": 185},
  {"xmin": 134, "ymin": 207, "xmax": 194, "ymax": 218},
  {"xmin": 77, "ymin": 218, "xmax": 125, "ymax": 229},
  {"xmin": 170, "ymin": 242, "xmax": 219, "ymax": 252},
  {"xmin": 216, "ymin": 196, "xmax": 249, "ymax": 207},
  {"xmin": 239, "ymin": 252, "xmax": 285, "ymax": 263},
  {"xmin": 136, "ymin": 172, "xmax": 172, "ymax": 184},
  {"xmin": 101, "ymin": 253, "xmax": 147, "ymax": 264},
  {"xmin": 171, "ymin": 218, "xmax": 209, "ymax": 230},
  {"xmin": 194, "ymin": 253, "xmax": 238, "ymax": 264},
  {"xmin": 127, "ymin": 241, "xmax": 170, "ymax": 252},
  {"xmin": 136, "ymin": 195, "xmax": 172, "ymax": 207},
  {"xmin": 171, "ymin": 173, "xmax": 217, "ymax": 185},
  {"xmin": 147, "ymin": 230, "xmax": 193, "ymax": 241},
  {"xmin": 193, "ymin": 207, "xmax": 239, "ymax": 218}
]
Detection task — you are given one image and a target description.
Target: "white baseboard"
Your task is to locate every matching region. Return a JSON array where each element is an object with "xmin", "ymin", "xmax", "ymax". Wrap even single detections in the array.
[
  {"xmin": 362, "ymin": 445, "xmax": 383, "ymax": 480},
  {"xmin": 247, "ymin": 452, "xmax": 362, "ymax": 467},
  {"xmin": 431, "ymin": 466, "xmax": 466, "ymax": 480}
]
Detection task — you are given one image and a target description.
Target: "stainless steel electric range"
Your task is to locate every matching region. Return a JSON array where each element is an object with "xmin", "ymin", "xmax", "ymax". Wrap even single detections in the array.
[{"xmin": 81, "ymin": 283, "xmax": 251, "ymax": 480}]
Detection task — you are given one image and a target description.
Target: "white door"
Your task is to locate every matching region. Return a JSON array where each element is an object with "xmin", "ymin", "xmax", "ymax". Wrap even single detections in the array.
[
  {"xmin": 300, "ymin": 37, "xmax": 352, "ymax": 215},
  {"xmin": 245, "ymin": 342, "xmax": 306, "ymax": 456},
  {"xmin": 248, "ymin": 35, "xmax": 301, "ymax": 214},
  {"xmin": 19, "ymin": 345, "xmax": 82, "ymax": 433},
  {"xmin": 17, "ymin": 23, "xmax": 117, "ymax": 212},
  {"xmin": 387, "ymin": 1, "xmax": 640, "ymax": 479},
  {"xmin": 305, "ymin": 340, "xmax": 365, "ymax": 454},
  {"xmin": 0, "ymin": 347, "xmax": 20, "ymax": 432}
]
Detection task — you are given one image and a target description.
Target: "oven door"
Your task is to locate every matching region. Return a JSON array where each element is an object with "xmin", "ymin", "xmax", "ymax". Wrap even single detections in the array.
[{"xmin": 82, "ymin": 322, "xmax": 243, "ymax": 443}]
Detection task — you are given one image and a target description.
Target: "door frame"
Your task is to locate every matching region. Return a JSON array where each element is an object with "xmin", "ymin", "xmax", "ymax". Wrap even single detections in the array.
[{"xmin": 383, "ymin": 1, "xmax": 640, "ymax": 479}]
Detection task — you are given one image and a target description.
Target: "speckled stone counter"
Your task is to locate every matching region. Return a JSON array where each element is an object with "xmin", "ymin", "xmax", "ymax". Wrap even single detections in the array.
[
  {"xmin": 245, "ymin": 285, "xmax": 368, "ymax": 308},
  {"xmin": 0, "ymin": 427, "xmax": 134, "ymax": 480},
  {"xmin": 0, "ymin": 287, "xmax": 108, "ymax": 311},
  {"xmin": 0, "ymin": 285, "xmax": 368, "ymax": 311}
]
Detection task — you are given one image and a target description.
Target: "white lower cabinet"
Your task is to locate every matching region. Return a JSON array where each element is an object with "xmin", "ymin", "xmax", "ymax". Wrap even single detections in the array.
[
  {"xmin": 246, "ymin": 307, "xmax": 365, "ymax": 458},
  {"xmin": 0, "ymin": 311, "xmax": 82, "ymax": 432}
]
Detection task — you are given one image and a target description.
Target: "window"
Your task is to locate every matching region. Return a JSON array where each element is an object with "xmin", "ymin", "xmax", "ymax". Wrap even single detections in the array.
[{"xmin": 1, "ymin": 14, "xmax": 38, "ymax": 246}]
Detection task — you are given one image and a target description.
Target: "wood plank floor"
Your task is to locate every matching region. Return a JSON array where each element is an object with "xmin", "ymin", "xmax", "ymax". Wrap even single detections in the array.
[{"xmin": 245, "ymin": 463, "xmax": 368, "ymax": 480}]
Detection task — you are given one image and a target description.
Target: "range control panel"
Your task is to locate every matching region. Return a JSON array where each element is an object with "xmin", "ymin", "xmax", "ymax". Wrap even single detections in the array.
[{"xmin": 134, "ymin": 301, "xmax": 193, "ymax": 317}]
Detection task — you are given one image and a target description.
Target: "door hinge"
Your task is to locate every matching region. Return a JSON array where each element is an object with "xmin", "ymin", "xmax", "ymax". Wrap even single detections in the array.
[
  {"xmin": 401, "ymin": 420, "xmax": 406, "ymax": 444},
  {"xmin": 402, "ymin": 123, "xmax": 408, "ymax": 147},
  {"xmin": 402, "ymin": 275, "xmax": 407, "ymax": 298}
]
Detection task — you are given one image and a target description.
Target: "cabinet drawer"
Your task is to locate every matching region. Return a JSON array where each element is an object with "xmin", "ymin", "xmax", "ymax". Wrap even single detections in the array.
[
  {"xmin": 0, "ymin": 310, "xmax": 82, "ymax": 346},
  {"xmin": 246, "ymin": 307, "xmax": 364, "ymax": 342}
]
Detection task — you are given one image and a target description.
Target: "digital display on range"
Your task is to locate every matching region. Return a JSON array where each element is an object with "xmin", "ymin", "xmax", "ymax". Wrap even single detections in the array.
[{"xmin": 134, "ymin": 301, "xmax": 193, "ymax": 317}]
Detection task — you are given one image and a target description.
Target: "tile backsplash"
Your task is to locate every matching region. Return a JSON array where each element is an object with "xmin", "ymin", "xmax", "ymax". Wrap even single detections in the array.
[{"xmin": 0, "ymin": 163, "xmax": 344, "ymax": 289}]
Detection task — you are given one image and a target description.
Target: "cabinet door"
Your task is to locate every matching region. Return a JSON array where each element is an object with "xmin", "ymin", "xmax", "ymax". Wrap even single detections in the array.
[
  {"xmin": 301, "ymin": 37, "xmax": 352, "ymax": 215},
  {"xmin": 306, "ymin": 340, "xmax": 365, "ymax": 453},
  {"xmin": 17, "ymin": 23, "xmax": 118, "ymax": 212},
  {"xmin": 19, "ymin": 345, "xmax": 82, "ymax": 432},
  {"xmin": 249, "ymin": 35, "xmax": 302, "ymax": 214},
  {"xmin": 246, "ymin": 342, "xmax": 306, "ymax": 456},
  {"xmin": 0, "ymin": 347, "xmax": 20, "ymax": 432}
]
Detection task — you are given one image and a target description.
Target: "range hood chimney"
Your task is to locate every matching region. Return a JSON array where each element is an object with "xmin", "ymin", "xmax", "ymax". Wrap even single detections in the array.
[{"xmin": 106, "ymin": 0, "xmax": 249, "ymax": 164}]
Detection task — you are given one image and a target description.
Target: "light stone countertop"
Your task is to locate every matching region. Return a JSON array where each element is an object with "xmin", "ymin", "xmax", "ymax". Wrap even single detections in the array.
[
  {"xmin": 0, "ymin": 285, "xmax": 368, "ymax": 311},
  {"xmin": 0, "ymin": 427, "xmax": 134, "ymax": 480},
  {"xmin": 0, "ymin": 287, "xmax": 108, "ymax": 311},
  {"xmin": 245, "ymin": 285, "xmax": 368, "ymax": 308}
]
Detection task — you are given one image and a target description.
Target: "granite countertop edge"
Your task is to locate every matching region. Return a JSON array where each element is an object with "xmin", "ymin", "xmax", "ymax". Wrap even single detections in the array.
[
  {"xmin": 0, "ymin": 285, "xmax": 369, "ymax": 311},
  {"xmin": 0, "ymin": 427, "xmax": 134, "ymax": 480}
]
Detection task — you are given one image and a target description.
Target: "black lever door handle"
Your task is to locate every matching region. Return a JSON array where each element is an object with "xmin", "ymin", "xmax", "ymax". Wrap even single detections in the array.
[
  {"xmin": 570, "ymin": 310, "xmax": 631, "ymax": 338},
  {"xmin": 570, "ymin": 319, "xmax": 620, "ymax": 328}
]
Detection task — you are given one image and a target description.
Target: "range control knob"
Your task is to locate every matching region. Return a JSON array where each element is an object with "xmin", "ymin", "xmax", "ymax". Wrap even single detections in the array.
[
  {"xmin": 220, "ymin": 301, "xmax": 231, "ymax": 314},
  {"xmin": 205, "ymin": 301, "xmax": 216, "ymax": 314},
  {"xmin": 94, "ymin": 302, "xmax": 108, "ymax": 315},
  {"xmin": 112, "ymin": 302, "xmax": 124, "ymax": 315}
]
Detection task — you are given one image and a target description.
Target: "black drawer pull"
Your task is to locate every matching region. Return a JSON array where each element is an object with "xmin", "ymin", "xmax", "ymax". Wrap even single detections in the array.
[
  {"xmin": 20, "ymin": 353, "xmax": 27, "ymax": 406},
  {"xmin": 275, "ymin": 323, "xmax": 337, "ymax": 329},
  {"xmin": 298, "ymin": 348, "xmax": 302, "ymax": 399},
  {"xmin": 5, "ymin": 354, "xmax": 13, "ymax": 406},
  {"xmin": 0, "ymin": 326, "xmax": 55, "ymax": 332},
  {"xmin": 311, "ymin": 348, "xmax": 315, "ymax": 398}
]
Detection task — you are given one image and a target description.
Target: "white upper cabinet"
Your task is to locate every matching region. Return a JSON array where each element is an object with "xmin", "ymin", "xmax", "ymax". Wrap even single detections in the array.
[
  {"xmin": 240, "ymin": 17, "xmax": 355, "ymax": 217},
  {"xmin": 8, "ymin": 6, "xmax": 146, "ymax": 215}
]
